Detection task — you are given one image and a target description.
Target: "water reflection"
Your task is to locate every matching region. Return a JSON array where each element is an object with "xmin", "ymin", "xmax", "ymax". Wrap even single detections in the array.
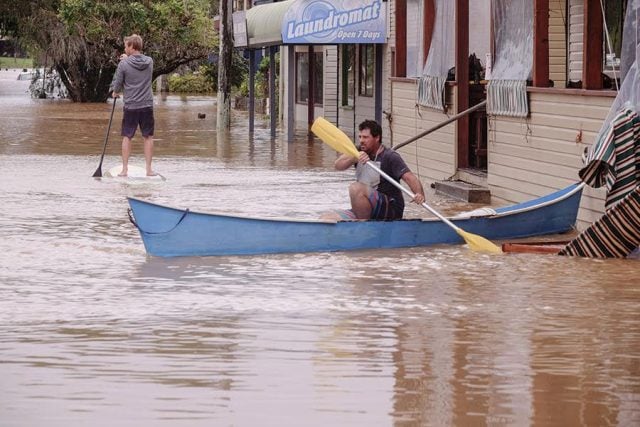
[{"xmin": 1, "ymin": 70, "xmax": 640, "ymax": 426}]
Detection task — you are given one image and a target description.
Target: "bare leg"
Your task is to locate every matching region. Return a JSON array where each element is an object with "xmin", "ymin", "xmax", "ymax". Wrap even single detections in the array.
[
  {"xmin": 349, "ymin": 182, "xmax": 373, "ymax": 219},
  {"xmin": 120, "ymin": 136, "xmax": 132, "ymax": 176},
  {"xmin": 143, "ymin": 135, "xmax": 156, "ymax": 176},
  {"xmin": 319, "ymin": 211, "xmax": 342, "ymax": 221}
]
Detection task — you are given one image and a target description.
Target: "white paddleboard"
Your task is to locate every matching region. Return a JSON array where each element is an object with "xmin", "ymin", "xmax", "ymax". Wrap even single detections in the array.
[{"xmin": 105, "ymin": 165, "xmax": 166, "ymax": 181}]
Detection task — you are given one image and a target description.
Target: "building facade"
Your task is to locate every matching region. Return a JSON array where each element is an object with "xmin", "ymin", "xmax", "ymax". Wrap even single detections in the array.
[{"xmin": 235, "ymin": 0, "xmax": 635, "ymax": 228}]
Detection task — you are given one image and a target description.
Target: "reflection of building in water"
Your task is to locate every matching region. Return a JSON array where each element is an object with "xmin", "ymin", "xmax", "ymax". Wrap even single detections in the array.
[{"xmin": 385, "ymin": 266, "xmax": 637, "ymax": 424}]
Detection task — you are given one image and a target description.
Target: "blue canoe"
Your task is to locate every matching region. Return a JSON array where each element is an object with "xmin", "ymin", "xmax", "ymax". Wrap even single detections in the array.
[{"xmin": 127, "ymin": 183, "xmax": 584, "ymax": 257}]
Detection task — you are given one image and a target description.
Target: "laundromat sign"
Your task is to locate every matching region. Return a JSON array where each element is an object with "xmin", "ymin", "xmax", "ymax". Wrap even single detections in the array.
[{"xmin": 282, "ymin": 0, "xmax": 386, "ymax": 44}]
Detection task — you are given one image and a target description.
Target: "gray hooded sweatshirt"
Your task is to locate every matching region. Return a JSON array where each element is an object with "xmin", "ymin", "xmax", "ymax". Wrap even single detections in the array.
[{"xmin": 110, "ymin": 54, "xmax": 154, "ymax": 110}]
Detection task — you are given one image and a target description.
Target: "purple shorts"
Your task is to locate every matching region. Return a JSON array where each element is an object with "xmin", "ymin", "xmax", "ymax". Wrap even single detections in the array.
[
  {"xmin": 336, "ymin": 190, "xmax": 402, "ymax": 221},
  {"xmin": 121, "ymin": 107, "xmax": 154, "ymax": 138},
  {"xmin": 368, "ymin": 190, "xmax": 402, "ymax": 220}
]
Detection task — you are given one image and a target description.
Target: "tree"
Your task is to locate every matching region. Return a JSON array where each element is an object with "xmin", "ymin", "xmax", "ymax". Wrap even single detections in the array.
[{"xmin": 14, "ymin": 0, "xmax": 217, "ymax": 102}]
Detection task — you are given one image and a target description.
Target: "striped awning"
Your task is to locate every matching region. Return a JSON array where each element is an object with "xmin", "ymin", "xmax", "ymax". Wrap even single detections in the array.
[
  {"xmin": 559, "ymin": 186, "xmax": 640, "ymax": 258},
  {"xmin": 560, "ymin": 107, "xmax": 640, "ymax": 258},
  {"xmin": 578, "ymin": 108, "xmax": 640, "ymax": 210}
]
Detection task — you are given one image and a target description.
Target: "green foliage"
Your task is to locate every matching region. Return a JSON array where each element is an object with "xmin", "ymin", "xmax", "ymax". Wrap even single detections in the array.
[
  {"xmin": 53, "ymin": 0, "xmax": 217, "ymax": 75},
  {"xmin": 256, "ymin": 52, "xmax": 279, "ymax": 98},
  {"xmin": 235, "ymin": 52, "xmax": 280, "ymax": 100},
  {"xmin": 1, "ymin": 1, "xmax": 61, "ymax": 38},
  {"xmin": 201, "ymin": 48, "xmax": 248, "ymax": 90},
  {"xmin": 15, "ymin": 0, "xmax": 217, "ymax": 101},
  {"xmin": 0, "ymin": 57, "xmax": 33, "ymax": 69},
  {"xmin": 167, "ymin": 66, "xmax": 214, "ymax": 94},
  {"xmin": 238, "ymin": 79, "xmax": 249, "ymax": 97}
]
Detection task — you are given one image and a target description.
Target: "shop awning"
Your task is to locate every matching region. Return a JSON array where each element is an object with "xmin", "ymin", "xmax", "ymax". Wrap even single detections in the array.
[
  {"xmin": 246, "ymin": 0, "xmax": 295, "ymax": 48},
  {"xmin": 241, "ymin": 0, "xmax": 387, "ymax": 48}
]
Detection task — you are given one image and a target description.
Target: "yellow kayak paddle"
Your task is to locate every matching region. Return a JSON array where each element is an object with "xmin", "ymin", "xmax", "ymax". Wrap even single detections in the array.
[{"xmin": 311, "ymin": 117, "xmax": 502, "ymax": 254}]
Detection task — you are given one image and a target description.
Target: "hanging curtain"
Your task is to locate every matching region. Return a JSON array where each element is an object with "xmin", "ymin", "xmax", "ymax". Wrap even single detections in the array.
[
  {"xmin": 620, "ymin": 0, "xmax": 640, "ymax": 83},
  {"xmin": 568, "ymin": 0, "xmax": 640, "ymax": 259},
  {"xmin": 583, "ymin": 0, "xmax": 640, "ymax": 204},
  {"xmin": 602, "ymin": 0, "xmax": 640, "ymax": 129},
  {"xmin": 487, "ymin": 0, "xmax": 533, "ymax": 117},
  {"xmin": 417, "ymin": 0, "xmax": 454, "ymax": 111}
]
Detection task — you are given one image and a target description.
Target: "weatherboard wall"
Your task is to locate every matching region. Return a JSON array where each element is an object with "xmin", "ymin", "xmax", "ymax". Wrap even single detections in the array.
[
  {"xmin": 488, "ymin": 90, "xmax": 615, "ymax": 228},
  {"xmin": 389, "ymin": 79, "xmax": 457, "ymax": 184}
]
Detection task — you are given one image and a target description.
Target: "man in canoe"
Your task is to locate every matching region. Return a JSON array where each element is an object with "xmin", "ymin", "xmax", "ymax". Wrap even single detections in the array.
[
  {"xmin": 329, "ymin": 119, "xmax": 425, "ymax": 220},
  {"xmin": 110, "ymin": 34, "xmax": 156, "ymax": 177}
]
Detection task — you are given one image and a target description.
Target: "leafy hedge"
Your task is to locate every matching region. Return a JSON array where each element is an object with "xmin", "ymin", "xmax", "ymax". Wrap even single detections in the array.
[{"xmin": 167, "ymin": 68, "xmax": 214, "ymax": 94}]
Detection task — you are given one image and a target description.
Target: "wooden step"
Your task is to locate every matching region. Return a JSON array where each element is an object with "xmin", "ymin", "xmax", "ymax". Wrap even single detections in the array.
[{"xmin": 433, "ymin": 180, "xmax": 491, "ymax": 203}]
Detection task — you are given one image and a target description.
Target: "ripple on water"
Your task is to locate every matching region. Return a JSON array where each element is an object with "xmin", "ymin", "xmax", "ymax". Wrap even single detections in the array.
[{"xmin": 1, "ymin": 87, "xmax": 639, "ymax": 426}]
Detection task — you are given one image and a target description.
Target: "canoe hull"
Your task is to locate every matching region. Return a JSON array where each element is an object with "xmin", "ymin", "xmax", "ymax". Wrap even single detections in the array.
[{"xmin": 128, "ymin": 184, "xmax": 583, "ymax": 257}]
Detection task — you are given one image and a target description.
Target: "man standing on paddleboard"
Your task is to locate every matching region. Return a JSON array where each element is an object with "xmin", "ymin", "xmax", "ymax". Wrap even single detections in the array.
[{"xmin": 110, "ymin": 34, "xmax": 156, "ymax": 177}]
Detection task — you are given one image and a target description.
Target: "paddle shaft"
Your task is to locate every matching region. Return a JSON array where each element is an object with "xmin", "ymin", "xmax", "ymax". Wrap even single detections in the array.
[
  {"xmin": 363, "ymin": 160, "xmax": 461, "ymax": 231},
  {"xmin": 392, "ymin": 101, "xmax": 487, "ymax": 152},
  {"xmin": 92, "ymin": 98, "xmax": 117, "ymax": 177}
]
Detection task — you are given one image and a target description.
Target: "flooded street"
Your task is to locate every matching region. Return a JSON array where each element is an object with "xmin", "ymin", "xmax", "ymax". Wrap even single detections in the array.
[{"xmin": 1, "ymin": 70, "xmax": 639, "ymax": 426}]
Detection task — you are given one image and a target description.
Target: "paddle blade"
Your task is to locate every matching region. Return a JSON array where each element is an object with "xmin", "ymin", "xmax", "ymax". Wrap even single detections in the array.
[
  {"xmin": 456, "ymin": 228, "xmax": 503, "ymax": 254},
  {"xmin": 311, "ymin": 117, "xmax": 359, "ymax": 158},
  {"xmin": 92, "ymin": 166, "xmax": 102, "ymax": 178}
]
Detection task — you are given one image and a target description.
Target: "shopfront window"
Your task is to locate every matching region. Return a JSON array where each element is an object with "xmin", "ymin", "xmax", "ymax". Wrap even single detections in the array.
[
  {"xmin": 603, "ymin": 0, "xmax": 628, "ymax": 71},
  {"xmin": 406, "ymin": 0, "xmax": 423, "ymax": 77},
  {"xmin": 296, "ymin": 51, "xmax": 323, "ymax": 105},
  {"xmin": 359, "ymin": 44, "xmax": 374, "ymax": 97},
  {"xmin": 341, "ymin": 45, "xmax": 355, "ymax": 107}
]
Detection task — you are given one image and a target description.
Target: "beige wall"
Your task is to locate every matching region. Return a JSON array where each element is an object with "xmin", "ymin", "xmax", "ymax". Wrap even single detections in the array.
[
  {"xmin": 389, "ymin": 80, "xmax": 456, "ymax": 184},
  {"xmin": 389, "ymin": 79, "xmax": 615, "ymax": 228},
  {"xmin": 488, "ymin": 90, "xmax": 615, "ymax": 228}
]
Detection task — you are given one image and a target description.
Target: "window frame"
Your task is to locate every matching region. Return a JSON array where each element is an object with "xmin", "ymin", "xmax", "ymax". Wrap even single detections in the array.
[
  {"xmin": 341, "ymin": 45, "xmax": 355, "ymax": 107},
  {"xmin": 295, "ymin": 51, "xmax": 324, "ymax": 105},
  {"xmin": 358, "ymin": 44, "xmax": 374, "ymax": 97}
]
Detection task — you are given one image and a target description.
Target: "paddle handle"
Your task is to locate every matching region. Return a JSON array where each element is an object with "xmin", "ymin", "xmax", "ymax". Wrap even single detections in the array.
[
  {"xmin": 365, "ymin": 161, "xmax": 461, "ymax": 231},
  {"xmin": 392, "ymin": 101, "xmax": 487, "ymax": 152}
]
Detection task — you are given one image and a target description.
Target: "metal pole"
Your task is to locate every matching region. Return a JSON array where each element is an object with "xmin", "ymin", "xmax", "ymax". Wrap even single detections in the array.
[
  {"xmin": 392, "ymin": 101, "xmax": 487, "ymax": 151},
  {"xmin": 249, "ymin": 49, "xmax": 255, "ymax": 133},
  {"xmin": 287, "ymin": 45, "xmax": 295, "ymax": 142},
  {"xmin": 269, "ymin": 45, "xmax": 276, "ymax": 138}
]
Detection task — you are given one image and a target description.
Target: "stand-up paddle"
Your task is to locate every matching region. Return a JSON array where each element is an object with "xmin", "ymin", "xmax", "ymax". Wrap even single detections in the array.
[
  {"xmin": 92, "ymin": 98, "xmax": 117, "ymax": 178},
  {"xmin": 311, "ymin": 117, "xmax": 502, "ymax": 254}
]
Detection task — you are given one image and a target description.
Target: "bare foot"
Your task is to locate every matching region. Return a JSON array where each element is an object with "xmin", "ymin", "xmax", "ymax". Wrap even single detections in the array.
[
  {"xmin": 118, "ymin": 171, "xmax": 128, "ymax": 177},
  {"xmin": 146, "ymin": 171, "xmax": 158, "ymax": 177}
]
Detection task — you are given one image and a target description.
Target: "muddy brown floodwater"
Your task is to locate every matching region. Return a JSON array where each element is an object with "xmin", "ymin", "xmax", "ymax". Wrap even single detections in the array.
[{"xmin": 1, "ymin": 69, "xmax": 639, "ymax": 426}]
